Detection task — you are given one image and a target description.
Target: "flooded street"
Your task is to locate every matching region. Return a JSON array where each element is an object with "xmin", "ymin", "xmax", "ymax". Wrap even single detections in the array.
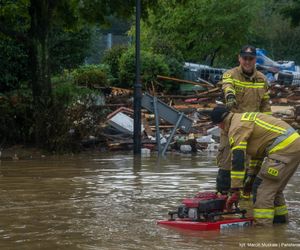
[{"xmin": 0, "ymin": 152, "xmax": 299, "ymax": 250}]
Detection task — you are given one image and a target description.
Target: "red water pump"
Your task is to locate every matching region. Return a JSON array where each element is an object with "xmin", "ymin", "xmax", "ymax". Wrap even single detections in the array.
[
  {"xmin": 168, "ymin": 191, "xmax": 246, "ymax": 222},
  {"xmin": 158, "ymin": 191, "xmax": 252, "ymax": 230}
]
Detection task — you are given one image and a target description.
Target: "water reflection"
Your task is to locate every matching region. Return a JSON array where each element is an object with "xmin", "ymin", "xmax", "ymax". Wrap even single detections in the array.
[{"xmin": 0, "ymin": 152, "xmax": 299, "ymax": 249}]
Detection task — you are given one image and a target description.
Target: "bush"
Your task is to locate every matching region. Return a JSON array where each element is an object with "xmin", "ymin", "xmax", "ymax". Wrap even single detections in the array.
[
  {"xmin": 53, "ymin": 81, "xmax": 97, "ymax": 107},
  {"xmin": 72, "ymin": 64, "xmax": 109, "ymax": 88},
  {"xmin": 0, "ymin": 37, "xmax": 29, "ymax": 92},
  {"xmin": 102, "ymin": 45, "xmax": 128, "ymax": 84},
  {"xmin": 52, "ymin": 64, "xmax": 111, "ymax": 107},
  {"xmin": 119, "ymin": 48, "xmax": 170, "ymax": 88},
  {"xmin": 75, "ymin": 70, "xmax": 107, "ymax": 88},
  {"xmin": 164, "ymin": 56, "xmax": 183, "ymax": 78},
  {"xmin": 0, "ymin": 84, "xmax": 34, "ymax": 144},
  {"xmin": 45, "ymin": 71, "xmax": 105, "ymax": 152},
  {"xmin": 43, "ymin": 96, "xmax": 81, "ymax": 153},
  {"xmin": 53, "ymin": 65, "xmax": 109, "ymax": 106}
]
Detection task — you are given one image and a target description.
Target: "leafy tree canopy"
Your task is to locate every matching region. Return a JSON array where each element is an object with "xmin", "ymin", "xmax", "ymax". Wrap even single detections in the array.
[
  {"xmin": 141, "ymin": 0, "xmax": 260, "ymax": 67},
  {"xmin": 280, "ymin": 0, "xmax": 300, "ymax": 27}
]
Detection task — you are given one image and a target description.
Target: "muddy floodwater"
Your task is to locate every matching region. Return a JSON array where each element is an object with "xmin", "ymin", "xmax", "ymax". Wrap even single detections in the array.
[{"xmin": 0, "ymin": 152, "xmax": 299, "ymax": 250}]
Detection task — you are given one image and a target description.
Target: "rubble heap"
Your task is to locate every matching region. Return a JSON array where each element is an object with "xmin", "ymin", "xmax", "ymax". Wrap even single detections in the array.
[{"xmin": 98, "ymin": 77, "xmax": 300, "ymax": 153}]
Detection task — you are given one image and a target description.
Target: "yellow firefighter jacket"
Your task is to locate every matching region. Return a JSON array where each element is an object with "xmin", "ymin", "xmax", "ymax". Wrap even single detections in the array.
[
  {"xmin": 221, "ymin": 66, "xmax": 271, "ymax": 114},
  {"xmin": 224, "ymin": 112, "xmax": 300, "ymax": 188}
]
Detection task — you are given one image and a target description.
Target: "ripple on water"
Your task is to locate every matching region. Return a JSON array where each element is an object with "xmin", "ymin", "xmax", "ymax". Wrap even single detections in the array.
[{"xmin": 0, "ymin": 153, "xmax": 299, "ymax": 250}]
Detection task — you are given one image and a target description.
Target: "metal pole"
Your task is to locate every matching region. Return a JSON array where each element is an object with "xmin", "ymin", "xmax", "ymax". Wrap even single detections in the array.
[
  {"xmin": 133, "ymin": 0, "xmax": 142, "ymax": 154},
  {"xmin": 162, "ymin": 112, "xmax": 184, "ymax": 156},
  {"xmin": 153, "ymin": 97, "xmax": 161, "ymax": 154}
]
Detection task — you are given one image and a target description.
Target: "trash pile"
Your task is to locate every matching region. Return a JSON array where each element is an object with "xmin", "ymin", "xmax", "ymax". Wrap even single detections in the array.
[
  {"xmin": 102, "ymin": 101, "xmax": 220, "ymax": 154},
  {"xmin": 256, "ymin": 48, "xmax": 300, "ymax": 86},
  {"xmin": 97, "ymin": 76, "xmax": 300, "ymax": 154}
]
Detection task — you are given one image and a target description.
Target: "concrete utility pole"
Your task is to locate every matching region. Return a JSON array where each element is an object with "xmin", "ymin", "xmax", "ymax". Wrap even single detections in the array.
[{"xmin": 133, "ymin": 0, "xmax": 142, "ymax": 154}]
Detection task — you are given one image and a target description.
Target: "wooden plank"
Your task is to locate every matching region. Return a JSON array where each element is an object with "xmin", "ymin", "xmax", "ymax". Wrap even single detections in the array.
[
  {"xmin": 157, "ymin": 75, "xmax": 215, "ymax": 88},
  {"xmin": 157, "ymin": 87, "xmax": 221, "ymax": 99}
]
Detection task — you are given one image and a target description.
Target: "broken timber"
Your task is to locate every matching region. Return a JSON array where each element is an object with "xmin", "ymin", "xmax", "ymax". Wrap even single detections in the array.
[{"xmin": 157, "ymin": 75, "xmax": 215, "ymax": 88}]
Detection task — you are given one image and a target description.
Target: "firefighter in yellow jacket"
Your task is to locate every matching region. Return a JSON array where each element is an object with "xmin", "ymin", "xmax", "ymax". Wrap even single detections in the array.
[
  {"xmin": 211, "ymin": 106, "xmax": 300, "ymax": 226},
  {"xmin": 217, "ymin": 45, "xmax": 272, "ymax": 193}
]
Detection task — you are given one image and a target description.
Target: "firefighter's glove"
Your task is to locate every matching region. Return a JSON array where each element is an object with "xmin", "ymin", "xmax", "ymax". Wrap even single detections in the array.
[
  {"xmin": 226, "ymin": 190, "xmax": 240, "ymax": 212},
  {"xmin": 243, "ymin": 174, "xmax": 256, "ymax": 197},
  {"xmin": 225, "ymin": 94, "xmax": 237, "ymax": 110}
]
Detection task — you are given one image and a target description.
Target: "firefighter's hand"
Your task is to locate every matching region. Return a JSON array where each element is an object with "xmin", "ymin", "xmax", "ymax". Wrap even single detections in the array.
[
  {"xmin": 226, "ymin": 190, "xmax": 240, "ymax": 212},
  {"xmin": 226, "ymin": 95, "xmax": 237, "ymax": 110}
]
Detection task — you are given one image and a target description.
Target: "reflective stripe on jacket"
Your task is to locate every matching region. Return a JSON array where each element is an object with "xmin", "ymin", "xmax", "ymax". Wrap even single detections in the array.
[
  {"xmin": 226, "ymin": 112, "xmax": 300, "ymax": 188},
  {"xmin": 221, "ymin": 66, "xmax": 271, "ymax": 114}
]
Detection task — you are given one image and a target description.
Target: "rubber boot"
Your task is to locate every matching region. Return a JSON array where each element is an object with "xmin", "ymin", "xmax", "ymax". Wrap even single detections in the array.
[{"xmin": 273, "ymin": 215, "xmax": 288, "ymax": 224}]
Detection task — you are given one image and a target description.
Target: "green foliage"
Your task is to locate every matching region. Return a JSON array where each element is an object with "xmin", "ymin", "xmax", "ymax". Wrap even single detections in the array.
[
  {"xmin": 249, "ymin": 0, "xmax": 300, "ymax": 64},
  {"xmin": 141, "ymin": 0, "xmax": 257, "ymax": 67},
  {"xmin": 280, "ymin": 0, "xmax": 300, "ymax": 27},
  {"xmin": 52, "ymin": 65, "xmax": 109, "ymax": 105},
  {"xmin": 164, "ymin": 56, "xmax": 184, "ymax": 78},
  {"xmin": 0, "ymin": 1, "xmax": 29, "ymax": 92},
  {"xmin": 76, "ymin": 0, "xmax": 158, "ymax": 24},
  {"xmin": 102, "ymin": 45, "xmax": 128, "ymax": 84},
  {"xmin": 0, "ymin": 0, "xmax": 30, "ymax": 33},
  {"xmin": 53, "ymin": 81, "xmax": 95, "ymax": 107},
  {"xmin": 139, "ymin": 0, "xmax": 300, "ymax": 66},
  {"xmin": 119, "ymin": 48, "xmax": 170, "ymax": 88},
  {"xmin": 103, "ymin": 45, "xmax": 183, "ymax": 87},
  {"xmin": 75, "ymin": 68, "xmax": 107, "ymax": 87},
  {"xmin": 72, "ymin": 64, "xmax": 110, "ymax": 88},
  {"xmin": 0, "ymin": 37, "xmax": 28, "ymax": 92},
  {"xmin": 46, "ymin": 70, "xmax": 109, "ymax": 152},
  {"xmin": 49, "ymin": 26, "xmax": 92, "ymax": 74},
  {"xmin": 0, "ymin": 0, "xmax": 161, "ymax": 149},
  {"xmin": 42, "ymin": 96, "xmax": 80, "ymax": 153},
  {"xmin": 0, "ymin": 2, "xmax": 93, "ymax": 90},
  {"xmin": 5, "ymin": 0, "xmax": 300, "ymax": 150},
  {"xmin": 0, "ymin": 84, "xmax": 34, "ymax": 144}
]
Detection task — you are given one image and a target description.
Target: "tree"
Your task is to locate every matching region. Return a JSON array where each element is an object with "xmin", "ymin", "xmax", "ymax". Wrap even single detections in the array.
[
  {"xmin": 280, "ymin": 0, "xmax": 300, "ymax": 27},
  {"xmin": 49, "ymin": 26, "xmax": 92, "ymax": 74},
  {"xmin": 141, "ymin": 0, "xmax": 258, "ymax": 67},
  {"xmin": 119, "ymin": 48, "xmax": 170, "ymax": 88},
  {"xmin": 0, "ymin": 0, "xmax": 30, "ymax": 91},
  {"xmin": 250, "ymin": 0, "xmax": 300, "ymax": 64},
  {"xmin": 0, "ymin": 0, "xmax": 157, "ymax": 146},
  {"xmin": 0, "ymin": 36, "xmax": 29, "ymax": 92}
]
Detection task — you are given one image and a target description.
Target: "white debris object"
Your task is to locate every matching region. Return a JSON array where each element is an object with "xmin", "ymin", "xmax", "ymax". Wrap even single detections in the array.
[
  {"xmin": 207, "ymin": 126, "xmax": 220, "ymax": 137},
  {"xmin": 180, "ymin": 144, "xmax": 192, "ymax": 153},
  {"xmin": 196, "ymin": 134, "xmax": 215, "ymax": 143},
  {"xmin": 204, "ymin": 143, "xmax": 219, "ymax": 152},
  {"xmin": 141, "ymin": 148, "xmax": 151, "ymax": 156},
  {"xmin": 108, "ymin": 112, "xmax": 144, "ymax": 135},
  {"xmin": 160, "ymin": 137, "xmax": 167, "ymax": 144}
]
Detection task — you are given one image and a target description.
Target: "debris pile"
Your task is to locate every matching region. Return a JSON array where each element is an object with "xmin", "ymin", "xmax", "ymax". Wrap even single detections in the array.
[
  {"xmin": 270, "ymin": 85, "xmax": 300, "ymax": 105},
  {"xmin": 96, "ymin": 76, "xmax": 300, "ymax": 154},
  {"xmin": 66, "ymin": 60, "xmax": 300, "ymax": 154}
]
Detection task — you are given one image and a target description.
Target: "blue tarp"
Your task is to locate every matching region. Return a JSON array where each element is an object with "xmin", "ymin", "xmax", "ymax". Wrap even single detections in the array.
[{"xmin": 256, "ymin": 48, "xmax": 297, "ymax": 72}]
